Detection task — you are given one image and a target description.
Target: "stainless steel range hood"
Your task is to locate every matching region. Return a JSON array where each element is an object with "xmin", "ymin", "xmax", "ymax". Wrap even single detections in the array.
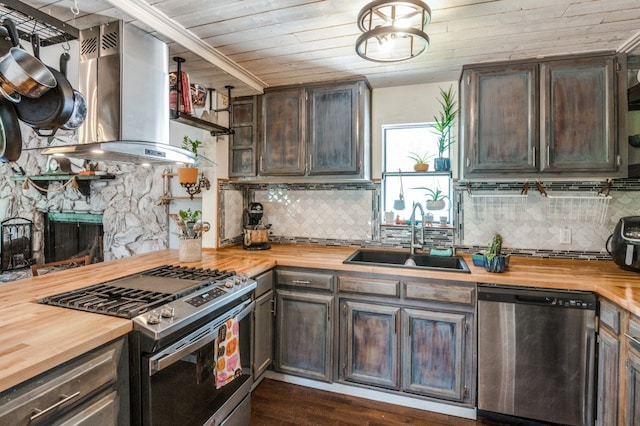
[{"xmin": 42, "ymin": 21, "xmax": 196, "ymax": 165}]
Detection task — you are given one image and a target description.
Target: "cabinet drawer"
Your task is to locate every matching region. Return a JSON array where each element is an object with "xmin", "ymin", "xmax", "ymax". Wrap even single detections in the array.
[
  {"xmin": 599, "ymin": 299, "xmax": 620, "ymax": 334},
  {"xmin": 629, "ymin": 314, "xmax": 640, "ymax": 353},
  {"xmin": 0, "ymin": 338, "xmax": 125, "ymax": 425},
  {"xmin": 404, "ymin": 281, "xmax": 475, "ymax": 305},
  {"xmin": 338, "ymin": 275, "xmax": 399, "ymax": 297},
  {"xmin": 276, "ymin": 269, "xmax": 333, "ymax": 291},
  {"xmin": 254, "ymin": 269, "xmax": 274, "ymax": 298}
]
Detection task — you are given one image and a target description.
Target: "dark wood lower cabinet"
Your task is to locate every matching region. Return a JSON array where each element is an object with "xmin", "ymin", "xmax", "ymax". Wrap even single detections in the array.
[
  {"xmin": 274, "ymin": 289, "xmax": 333, "ymax": 382},
  {"xmin": 625, "ymin": 349, "xmax": 640, "ymax": 426},
  {"xmin": 340, "ymin": 300, "xmax": 400, "ymax": 389},
  {"xmin": 596, "ymin": 324, "xmax": 619, "ymax": 425},
  {"xmin": 402, "ymin": 308, "xmax": 470, "ymax": 401}
]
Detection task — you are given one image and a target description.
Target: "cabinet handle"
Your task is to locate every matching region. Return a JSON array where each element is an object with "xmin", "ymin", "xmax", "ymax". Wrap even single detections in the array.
[
  {"xmin": 617, "ymin": 155, "xmax": 621, "ymax": 167},
  {"xmin": 271, "ymin": 298, "xmax": 276, "ymax": 317},
  {"xmin": 546, "ymin": 145, "xmax": 550, "ymax": 167},
  {"xmin": 625, "ymin": 333, "xmax": 640, "ymax": 347},
  {"xmin": 292, "ymin": 279, "xmax": 311, "ymax": 285},
  {"xmin": 259, "ymin": 155, "xmax": 264, "ymax": 172},
  {"xmin": 466, "ymin": 157, "xmax": 470, "ymax": 168},
  {"xmin": 532, "ymin": 146, "xmax": 536, "ymax": 168},
  {"xmin": 30, "ymin": 391, "xmax": 80, "ymax": 421}
]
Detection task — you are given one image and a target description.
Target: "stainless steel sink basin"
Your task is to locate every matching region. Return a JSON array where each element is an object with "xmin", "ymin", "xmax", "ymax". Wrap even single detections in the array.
[{"xmin": 343, "ymin": 249, "xmax": 470, "ymax": 273}]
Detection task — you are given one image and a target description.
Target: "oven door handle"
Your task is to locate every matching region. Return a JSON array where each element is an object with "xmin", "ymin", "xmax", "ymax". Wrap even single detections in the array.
[{"xmin": 149, "ymin": 299, "xmax": 255, "ymax": 375}]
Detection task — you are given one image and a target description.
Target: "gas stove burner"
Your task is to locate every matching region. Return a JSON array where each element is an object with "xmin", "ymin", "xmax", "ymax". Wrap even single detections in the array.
[
  {"xmin": 38, "ymin": 265, "xmax": 240, "ymax": 319},
  {"xmin": 40, "ymin": 283, "xmax": 174, "ymax": 318},
  {"xmin": 142, "ymin": 265, "xmax": 236, "ymax": 282}
]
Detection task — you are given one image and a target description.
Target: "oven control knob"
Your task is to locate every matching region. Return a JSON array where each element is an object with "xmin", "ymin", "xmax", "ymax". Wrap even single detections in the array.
[
  {"xmin": 161, "ymin": 305, "xmax": 175, "ymax": 318},
  {"xmin": 234, "ymin": 276, "xmax": 242, "ymax": 286},
  {"xmin": 147, "ymin": 310, "xmax": 162, "ymax": 325},
  {"xmin": 224, "ymin": 280, "xmax": 234, "ymax": 288}
]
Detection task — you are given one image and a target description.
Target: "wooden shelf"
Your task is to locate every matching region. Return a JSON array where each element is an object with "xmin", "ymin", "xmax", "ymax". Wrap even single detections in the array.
[
  {"xmin": 170, "ymin": 110, "xmax": 234, "ymax": 136},
  {"xmin": 10, "ymin": 174, "xmax": 116, "ymax": 197}
]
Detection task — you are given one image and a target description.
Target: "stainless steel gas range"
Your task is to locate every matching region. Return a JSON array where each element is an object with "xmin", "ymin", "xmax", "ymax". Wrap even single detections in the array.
[{"xmin": 40, "ymin": 265, "xmax": 257, "ymax": 426}]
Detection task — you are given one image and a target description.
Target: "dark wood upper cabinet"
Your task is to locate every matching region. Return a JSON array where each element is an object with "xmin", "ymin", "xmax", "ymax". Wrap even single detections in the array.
[
  {"xmin": 232, "ymin": 79, "xmax": 370, "ymax": 181},
  {"xmin": 229, "ymin": 96, "xmax": 258, "ymax": 177},
  {"xmin": 307, "ymin": 83, "xmax": 360, "ymax": 175},
  {"xmin": 541, "ymin": 56, "xmax": 617, "ymax": 173},
  {"xmin": 260, "ymin": 88, "xmax": 306, "ymax": 176},
  {"xmin": 462, "ymin": 63, "xmax": 538, "ymax": 175},
  {"xmin": 461, "ymin": 52, "xmax": 627, "ymax": 179}
]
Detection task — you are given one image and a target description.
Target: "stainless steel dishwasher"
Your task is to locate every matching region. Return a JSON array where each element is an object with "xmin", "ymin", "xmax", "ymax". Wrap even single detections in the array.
[{"xmin": 477, "ymin": 285, "xmax": 597, "ymax": 426}]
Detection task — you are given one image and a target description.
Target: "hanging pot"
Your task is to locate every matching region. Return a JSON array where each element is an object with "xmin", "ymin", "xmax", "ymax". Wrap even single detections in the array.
[
  {"xmin": 13, "ymin": 35, "xmax": 75, "ymax": 136},
  {"xmin": 0, "ymin": 20, "xmax": 56, "ymax": 102},
  {"xmin": 393, "ymin": 168, "xmax": 406, "ymax": 210},
  {"xmin": 59, "ymin": 52, "xmax": 87, "ymax": 130},
  {"xmin": 0, "ymin": 99, "xmax": 22, "ymax": 162}
]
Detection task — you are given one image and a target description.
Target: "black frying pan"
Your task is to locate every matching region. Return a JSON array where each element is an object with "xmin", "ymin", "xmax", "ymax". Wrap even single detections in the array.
[
  {"xmin": 0, "ymin": 99, "xmax": 22, "ymax": 162},
  {"xmin": 13, "ymin": 34, "xmax": 74, "ymax": 136}
]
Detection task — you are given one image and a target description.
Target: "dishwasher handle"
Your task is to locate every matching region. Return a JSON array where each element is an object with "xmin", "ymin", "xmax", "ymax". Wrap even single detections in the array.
[{"xmin": 515, "ymin": 295, "xmax": 558, "ymax": 305}]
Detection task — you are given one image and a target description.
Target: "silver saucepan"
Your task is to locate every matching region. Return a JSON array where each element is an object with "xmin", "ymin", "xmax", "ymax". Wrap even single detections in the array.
[{"xmin": 0, "ymin": 20, "xmax": 56, "ymax": 103}]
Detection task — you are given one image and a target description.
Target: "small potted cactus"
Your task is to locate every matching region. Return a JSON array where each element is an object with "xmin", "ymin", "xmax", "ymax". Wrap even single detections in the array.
[{"xmin": 483, "ymin": 233, "xmax": 509, "ymax": 273}]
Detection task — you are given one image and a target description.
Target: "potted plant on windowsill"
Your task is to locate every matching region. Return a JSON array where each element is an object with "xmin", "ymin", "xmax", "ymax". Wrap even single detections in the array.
[
  {"xmin": 432, "ymin": 86, "xmax": 458, "ymax": 172},
  {"xmin": 177, "ymin": 136, "xmax": 203, "ymax": 185},
  {"xmin": 408, "ymin": 152, "xmax": 434, "ymax": 172},
  {"xmin": 413, "ymin": 186, "xmax": 448, "ymax": 211}
]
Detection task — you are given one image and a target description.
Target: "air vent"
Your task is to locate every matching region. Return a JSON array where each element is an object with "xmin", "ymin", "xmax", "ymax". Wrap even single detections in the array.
[
  {"xmin": 80, "ymin": 36, "xmax": 98, "ymax": 56},
  {"xmin": 101, "ymin": 30, "xmax": 119, "ymax": 52}
]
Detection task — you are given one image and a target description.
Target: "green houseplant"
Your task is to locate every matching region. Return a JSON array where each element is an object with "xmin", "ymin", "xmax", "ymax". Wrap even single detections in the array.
[
  {"xmin": 178, "ymin": 136, "xmax": 203, "ymax": 184},
  {"xmin": 408, "ymin": 152, "xmax": 434, "ymax": 172},
  {"xmin": 483, "ymin": 233, "xmax": 509, "ymax": 272},
  {"xmin": 413, "ymin": 186, "xmax": 448, "ymax": 211},
  {"xmin": 179, "ymin": 208, "xmax": 201, "ymax": 238},
  {"xmin": 432, "ymin": 86, "xmax": 458, "ymax": 171}
]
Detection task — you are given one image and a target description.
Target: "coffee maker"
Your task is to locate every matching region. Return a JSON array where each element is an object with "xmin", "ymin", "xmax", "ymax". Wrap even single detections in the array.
[{"xmin": 243, "ymin": 202, "xmax": 271, "ymax": 250}]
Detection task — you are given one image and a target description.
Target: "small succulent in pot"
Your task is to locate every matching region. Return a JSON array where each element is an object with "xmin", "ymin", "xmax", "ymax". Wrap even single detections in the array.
[
  {"xmin": 484, "ymin": 233, "xmax": 509, "ymax": 273},
  {"xmin": 408, "ymin": 152, "xmax": 434, "ymax": 172}
]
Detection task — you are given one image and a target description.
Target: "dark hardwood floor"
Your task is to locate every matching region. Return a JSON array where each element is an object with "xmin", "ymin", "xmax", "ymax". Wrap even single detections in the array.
[{"xmin": 251, "ymin": 379, "xmax": 504, "ymax": 425}]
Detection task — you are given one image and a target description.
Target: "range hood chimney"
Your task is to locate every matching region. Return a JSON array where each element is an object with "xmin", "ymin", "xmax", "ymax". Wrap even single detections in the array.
[{"xmin": 42, "ymin": 21, "xmax": 196, "ymax": 165}]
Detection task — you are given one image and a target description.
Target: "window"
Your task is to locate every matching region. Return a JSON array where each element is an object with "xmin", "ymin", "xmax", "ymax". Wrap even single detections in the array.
[{"xmin": 382, "ymin": 123, "xmax": 452, "ymax": 224}]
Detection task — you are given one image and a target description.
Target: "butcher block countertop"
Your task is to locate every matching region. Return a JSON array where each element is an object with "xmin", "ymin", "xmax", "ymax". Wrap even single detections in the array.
[{"xmin": 1, "ymin": 243, "xmax": 640, "ymax": 394}]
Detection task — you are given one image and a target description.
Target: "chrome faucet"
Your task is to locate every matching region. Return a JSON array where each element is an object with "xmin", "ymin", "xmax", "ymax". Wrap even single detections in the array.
[{"xmin": 409, "ymin": 202, "xmax": 425, "ymax": 256}]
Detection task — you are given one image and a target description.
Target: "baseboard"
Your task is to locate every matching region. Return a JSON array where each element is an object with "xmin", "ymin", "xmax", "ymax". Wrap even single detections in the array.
[{"xmin": 263, "ymin": 371, "xmax": 477, "ymax": 420}]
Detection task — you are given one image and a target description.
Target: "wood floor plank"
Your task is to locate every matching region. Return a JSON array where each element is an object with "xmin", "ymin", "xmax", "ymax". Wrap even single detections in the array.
[{"xmin": 251, "ymin": 379, "xmax": 502, "ymax": 425}]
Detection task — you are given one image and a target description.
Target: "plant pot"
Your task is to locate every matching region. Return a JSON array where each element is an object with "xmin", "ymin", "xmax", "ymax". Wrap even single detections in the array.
[
  {"xmin": 177, "ymin": 167, "xmax": 199, "ymax": 185},
  {"xmin": 483, "ymin": 254, "xmax": 510, "ymax": 273},
  {"xmin": 471, "ymin": 252, "xmax": 485, "ymax": 267},
  {"xmin": 434, "ymin": 157, "xmax": 450, "ymax": 171},
  {"xmin": 178, "ymin": 238, "xmax": 202, "ymax": 262},
  {"xmin": 426, "ymin": 199, "xmax": 446, "ymax": 211},
  {"xmin": 413, "ymin": 163, "xmax": 428, "ymax": 172}
]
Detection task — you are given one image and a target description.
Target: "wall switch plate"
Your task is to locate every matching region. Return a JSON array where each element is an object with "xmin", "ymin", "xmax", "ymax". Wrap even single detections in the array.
[{"xmin": 560, "ymin": 228, "xmax": 572, "ymax": 244}]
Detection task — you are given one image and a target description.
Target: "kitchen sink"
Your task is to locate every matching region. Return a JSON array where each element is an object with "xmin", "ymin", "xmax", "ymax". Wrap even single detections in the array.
[{"xmin": 343, "ymin": 249, "xmax": 470, "ymax": 273}]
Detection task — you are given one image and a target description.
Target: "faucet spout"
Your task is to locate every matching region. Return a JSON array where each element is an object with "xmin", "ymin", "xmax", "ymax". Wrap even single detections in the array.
[{"xmin": 409, "ymin": 202, "xmax": 425, "ymax": 256}]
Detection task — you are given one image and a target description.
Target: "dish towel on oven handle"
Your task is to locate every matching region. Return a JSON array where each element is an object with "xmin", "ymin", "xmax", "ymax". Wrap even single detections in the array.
[{"xmin": 215, "ymin": 317, "xmax": 242, "ymax": 389}]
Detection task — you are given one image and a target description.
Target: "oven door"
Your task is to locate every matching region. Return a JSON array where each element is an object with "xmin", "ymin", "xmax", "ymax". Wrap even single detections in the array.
[{"xmin": 141, "ymin": 299, "xmax": 254, "ymax": 426}]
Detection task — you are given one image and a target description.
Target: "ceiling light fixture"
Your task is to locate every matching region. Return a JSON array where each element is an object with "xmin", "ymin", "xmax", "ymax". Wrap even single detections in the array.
[{"xmin": 355, "ymin": 0, "xmax": 431, "ymax": 62}]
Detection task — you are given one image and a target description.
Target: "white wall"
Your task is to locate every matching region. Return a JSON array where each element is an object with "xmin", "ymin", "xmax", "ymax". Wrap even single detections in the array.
[{"xmin": 371, "ymin": 81, "xmax": 458, "ymax": 179}]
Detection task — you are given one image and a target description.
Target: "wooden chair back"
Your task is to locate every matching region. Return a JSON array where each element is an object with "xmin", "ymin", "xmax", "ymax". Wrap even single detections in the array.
[{"xmin": 31, "ymin": 255, "xmax": 91, "ymax": 277}]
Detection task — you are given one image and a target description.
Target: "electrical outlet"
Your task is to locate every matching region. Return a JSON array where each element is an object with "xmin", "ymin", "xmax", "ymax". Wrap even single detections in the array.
[{"xmin": 560, "ymin": 228, "xmax": 572, "ymax": 244}]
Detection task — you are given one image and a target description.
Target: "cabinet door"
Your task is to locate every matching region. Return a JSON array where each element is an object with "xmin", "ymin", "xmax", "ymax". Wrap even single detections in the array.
[
  {"xmin": 462, "ymin": 63, "xmax": 538, "ymax": 175},
  {"xmin": 626, "ymin": 349, "xmax": 640, "ymax": 426},
  {"xmin": 540, "ymin": 56, "xmax": 618, "ymax": 173},
  {"xmin": 260, "ymin": 88, "xmax": 305, "ymax": 175},
  {"xmin": 307, "ymin": 83, "xmax": 359, "ymax": 175},
  {"xmin": 275, "ymin": 289, "xmax": 333, "ymax": 382},
  {"xmin": 402, "ymin": 308, "xmax": 469, "ymax": 401},
  {"xmin": 229, "ymin": 96, "xmax": 257, "ymax": 177},
  {"xmin": 340, "ymin": 300, "xmax": 400, "ymax": 389},
  {"xmin": 253, "ymin": 289, "xmax": 274, "ymax": 385},
  {"xmin": 596, "ymin": 327, "xmax": 619, "ymax": 426}
]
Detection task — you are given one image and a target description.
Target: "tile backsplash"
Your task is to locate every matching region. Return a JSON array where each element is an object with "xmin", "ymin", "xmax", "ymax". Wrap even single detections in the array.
[{"xmin": 219, "ymin": 178, "xmax": 640, "ymax": 260}]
